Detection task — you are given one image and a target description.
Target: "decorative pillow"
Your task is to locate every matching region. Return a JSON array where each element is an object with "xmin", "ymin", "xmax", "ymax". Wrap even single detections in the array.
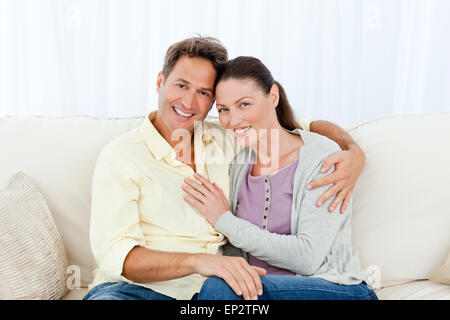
[
  {"xmin": 0, "ymin": 172, "xmax": 68, "ymax": 299},
  {"xmin": 429, "ymin": 252, "xmax": 450, "ymax": 285}
]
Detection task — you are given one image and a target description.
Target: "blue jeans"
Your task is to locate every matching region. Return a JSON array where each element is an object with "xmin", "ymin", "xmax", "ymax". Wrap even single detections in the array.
[
  {"xmin": 197, "ymin": 275, "xmax": 378, "ymax": 300},
  {"xmin": 83, "ymin": 282, "xmax": 179, "ymax": 300},
  {"xmin": 84, "ymin": 276, "xmax": 377, "ymax": 300}
]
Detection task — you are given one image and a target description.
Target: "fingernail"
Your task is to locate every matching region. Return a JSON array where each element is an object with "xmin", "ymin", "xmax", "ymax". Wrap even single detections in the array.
[
  {"xmin": 321, "ymin": 167, "xmax": 327, "ymax": 172},
  {"xmin": 253, "ymin": 296, "xmax": 258, "ymax": 300},
  {"xmin": 317, "ymin": 201, "xmax": 322, "ymax": 206},
  {"xmin": 258, "ymin": 290, "xmax": 262, "ymax": 295},
  {"xmin": 329, "ymin": 207, "xmax": 334, "ymax": 212},
  {"xmin": 307, "ymin": 184, "xmax": 312, "ymax": 190}
]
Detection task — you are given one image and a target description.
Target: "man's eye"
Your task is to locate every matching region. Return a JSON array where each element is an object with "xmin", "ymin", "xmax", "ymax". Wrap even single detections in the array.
[
  {"xmin": 177, "ymin": 84, "xmax": 186, "ymax": 89},
  {"xmin": 200, "ymin": 91, "xmax": 209, "ymax": 97}
]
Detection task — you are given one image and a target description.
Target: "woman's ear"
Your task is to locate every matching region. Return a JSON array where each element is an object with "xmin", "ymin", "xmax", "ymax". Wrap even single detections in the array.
[{"xmin": 270, "ymin": 84, "xmax": 280, "ymax": 109}]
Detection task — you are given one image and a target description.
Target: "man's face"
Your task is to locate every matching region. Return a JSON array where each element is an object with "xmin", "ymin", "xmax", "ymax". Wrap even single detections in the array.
[{"xmin": 156, "ymin": 55, "xmax": 216, "ymax": 133}]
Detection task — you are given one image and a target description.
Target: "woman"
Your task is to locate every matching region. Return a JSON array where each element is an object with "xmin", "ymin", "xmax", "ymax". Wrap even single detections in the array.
[{"xmin": 182, "ymin": 56, "xmax": 378, "ymax": 300}]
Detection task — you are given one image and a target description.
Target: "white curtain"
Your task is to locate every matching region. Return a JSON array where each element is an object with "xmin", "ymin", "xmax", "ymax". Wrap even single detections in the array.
[{"xmin": 1, "ymin": 0, "xmax": 449, "ymax": 127}]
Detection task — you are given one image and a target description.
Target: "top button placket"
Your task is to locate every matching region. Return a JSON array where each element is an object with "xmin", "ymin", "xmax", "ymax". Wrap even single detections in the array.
[{"xmin": 262, "ymin": 176, "xmax": 270, "ymax": 230}]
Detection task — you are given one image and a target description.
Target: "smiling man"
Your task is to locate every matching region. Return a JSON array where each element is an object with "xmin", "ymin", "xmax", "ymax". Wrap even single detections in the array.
[{"xmin": 83, "ymin": 36, "xmax": 366, "ymax": 301}]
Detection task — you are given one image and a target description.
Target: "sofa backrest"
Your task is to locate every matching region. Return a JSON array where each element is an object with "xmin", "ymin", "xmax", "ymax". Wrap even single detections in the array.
[{"xmin": 1, "ymin": 112, "xmax": 449, "ymax": 288}]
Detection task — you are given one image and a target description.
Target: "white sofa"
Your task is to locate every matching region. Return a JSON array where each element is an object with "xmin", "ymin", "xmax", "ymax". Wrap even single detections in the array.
[{"xmin": 0, "ymin": 112, "xmax": 449, "ymax": 300}]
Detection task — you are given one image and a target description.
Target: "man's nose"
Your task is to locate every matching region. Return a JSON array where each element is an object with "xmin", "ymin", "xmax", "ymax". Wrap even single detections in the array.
[{"xmin": 182, "ymin": 91, "xmax": 196, "ymax": 110}]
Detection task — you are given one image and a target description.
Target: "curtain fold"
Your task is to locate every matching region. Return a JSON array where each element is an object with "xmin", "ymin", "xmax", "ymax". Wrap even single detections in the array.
[{"xmin": 1, "ymin": 0, "xmax": 449, "ymax": 126}]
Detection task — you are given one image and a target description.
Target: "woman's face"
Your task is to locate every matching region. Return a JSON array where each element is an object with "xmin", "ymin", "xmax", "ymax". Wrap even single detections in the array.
[{"xmin": 215, "ymin": 78, "xmax": 279, "ymax": 148}]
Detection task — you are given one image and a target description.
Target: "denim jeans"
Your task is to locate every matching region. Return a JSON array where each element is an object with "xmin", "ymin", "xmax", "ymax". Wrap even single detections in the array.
[
  {"xmin": 83, "ymin": 276, "xmax": 378, "ymax": 300},
  {"xmin": 83, "ymin": 282, "xmax": 179, "ymax": 300},
  {"xmin": 197, "ymin": 275, "xmax": 378, "ymax": 300}
]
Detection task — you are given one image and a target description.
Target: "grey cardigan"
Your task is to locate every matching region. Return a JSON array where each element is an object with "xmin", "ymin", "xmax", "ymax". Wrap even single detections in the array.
[{"xmin": 214, "ymin": 128, "xmax": 369, "ymax": 285}]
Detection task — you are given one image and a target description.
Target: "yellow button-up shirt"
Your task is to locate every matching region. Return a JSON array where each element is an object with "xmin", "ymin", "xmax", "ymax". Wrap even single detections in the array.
[{"xmin": 89, "ymin": 110, "xmax": 311, "ymax": 299}]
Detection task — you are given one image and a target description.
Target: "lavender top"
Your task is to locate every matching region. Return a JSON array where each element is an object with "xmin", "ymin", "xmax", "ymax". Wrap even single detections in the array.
[{"xmin": 235, "ymin": 157, "xmax": 299, "ymax": 275}]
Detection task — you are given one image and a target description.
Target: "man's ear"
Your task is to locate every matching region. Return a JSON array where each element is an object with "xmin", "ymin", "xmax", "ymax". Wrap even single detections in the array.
[
  {"xmin": 270, "ymin": 84, "xmax": 280, "ymax": 109},
  {"xmin": 156, "ymin": 71, "xmax": 165, "ymax": 94}
]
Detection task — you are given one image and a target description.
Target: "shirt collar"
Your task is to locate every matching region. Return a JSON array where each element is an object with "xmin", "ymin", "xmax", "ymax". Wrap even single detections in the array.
[
  {"xmin": 140, "ymin": 111, "xmax": 174, "ymax": 161},
  {"xmin": 140, "ymin": 110, "xmax": 214, "ymax": 162}
]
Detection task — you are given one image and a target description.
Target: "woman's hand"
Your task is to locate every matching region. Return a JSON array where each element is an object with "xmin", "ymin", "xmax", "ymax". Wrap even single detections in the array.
[
  {"xmin": 306, "ymin": 146, "xmax": 366, "ymax": 214},
  {"xmin": 182, "ymin": 173, "xmax": 230, "ymax": 226}
]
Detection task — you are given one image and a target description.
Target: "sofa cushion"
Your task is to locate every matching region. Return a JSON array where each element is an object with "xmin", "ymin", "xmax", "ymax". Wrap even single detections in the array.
[
  {"xmin": 0, "ymin": 172, "xmax": 69, "ymax": 299},
  {"xmin": 348, "ymin": 112, "xmax": 450, "ymax": 287},
  {"xmin": 61, "ymin": 288, "xmax": 88, "ymax": 300},
  {"xmin": 429, "ymin": 252, "xmax": 450, "ymax": 284},
  {"xmin": 374, "ymin": 280, "xmax": 450, "ymax": 300}
]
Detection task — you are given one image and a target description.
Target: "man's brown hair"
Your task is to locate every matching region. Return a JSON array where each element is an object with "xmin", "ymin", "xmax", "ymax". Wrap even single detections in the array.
[{"xmin": 162, "ymin": 35, "xmax": 228, "ymax": 83}]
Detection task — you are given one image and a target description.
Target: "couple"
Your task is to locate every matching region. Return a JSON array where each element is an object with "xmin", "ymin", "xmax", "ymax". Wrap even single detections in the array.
[{"xmin": 83, "ymin": 36, "xmax": 378, "ymax": 300}]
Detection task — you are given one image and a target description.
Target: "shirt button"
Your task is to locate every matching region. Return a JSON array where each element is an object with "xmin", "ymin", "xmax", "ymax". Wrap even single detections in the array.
[
  {"xmin": 263, "ymin": 226, "xmax": 266, "ymax": 229},
  {"xmin": 265, "ymin": 207, "xmax": 268, "ymax": 211}
]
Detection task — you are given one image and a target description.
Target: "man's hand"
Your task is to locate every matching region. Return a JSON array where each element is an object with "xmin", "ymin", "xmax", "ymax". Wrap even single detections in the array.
[
  {"xmin": 306, "ymin": 146, "xmax": 366, "ymax": 214},
  {"xmin": 190, "ymin": 253, "xmax": 267, "ymax": 300}
]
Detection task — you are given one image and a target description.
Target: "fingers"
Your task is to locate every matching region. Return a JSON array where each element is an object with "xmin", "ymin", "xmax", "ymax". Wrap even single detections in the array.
[
  {"xmin": 183, "ymin": 194, "xmax": 203, "ymax": 211},
  {"xmin": 307, "ymin": 172, "xmax": 336, "ymax": 191},
  {"xmin": 223, "ymin": 262, "xmax": 253, "ymax": 300},
  {"xmin": 193, "ymin": 173, "xmax": 216, "ymax": 193},
  {"xmin": 328, "ymin": 190, "xmax": 346, "ymax": 213},
  {"xmin": 252, "ymin": 266, "xmax": 267, "ymax": 276},
  {"xmin": 218, "ymin": 269, "xmax": 243, "ymax": 297},
  {"xmin": 340, "ymin": 189, "xmax": 353, "ymax": 214},
  {"xmin": 220, "ymin": 258, "xmax": 263, "ymax": 300},
  {"xmin": 320, "ymin": 153, "xmax": 340, "ymax": 174},
  {"xmin": 235, "ymin": 259, "xmax": 263, "ymax": 300},
  {"xmin": 184, "ymin": 178, "xmax": 210, "ymax": 197},
  {"xmin": 315, "ymin": 184, "xmax": 340, "ymax": 207},
  {"xmin": 182, "ymin": 184, "xmax": 206, "ymax": 203}
]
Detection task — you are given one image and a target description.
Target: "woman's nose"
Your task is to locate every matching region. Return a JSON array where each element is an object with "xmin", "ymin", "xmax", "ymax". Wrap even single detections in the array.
[{"xmin": 229, "ymin": 111, "xmax": 242, "ymax": 128}]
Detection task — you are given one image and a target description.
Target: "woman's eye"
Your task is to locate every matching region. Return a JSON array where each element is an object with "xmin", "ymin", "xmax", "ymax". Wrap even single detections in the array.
[
  {"xmin": 240, "ymin": 102, "xmax": 249, "ymax": 108},
  {"xmin": 218, "ymin": 108, "xmax": 228, "ymax": 113}
]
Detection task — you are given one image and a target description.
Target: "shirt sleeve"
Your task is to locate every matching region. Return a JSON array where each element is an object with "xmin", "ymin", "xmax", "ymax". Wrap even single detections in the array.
[
  {"xmin": 296, "ymin": 117, "xmax": 312, "ymax": 131},
  {"xmin": 89, "ymin": 146, "xmax": 146, "ymax": 280},
  {"xmin": 214, "ymin": 153, "xmax": 347, "ymax": 276}
]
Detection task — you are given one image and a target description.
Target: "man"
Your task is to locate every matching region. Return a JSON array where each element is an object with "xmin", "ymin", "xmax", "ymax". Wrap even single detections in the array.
[{"xmin": 83, "ymin": 36, "xmax": 366, "ymax": 300}]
